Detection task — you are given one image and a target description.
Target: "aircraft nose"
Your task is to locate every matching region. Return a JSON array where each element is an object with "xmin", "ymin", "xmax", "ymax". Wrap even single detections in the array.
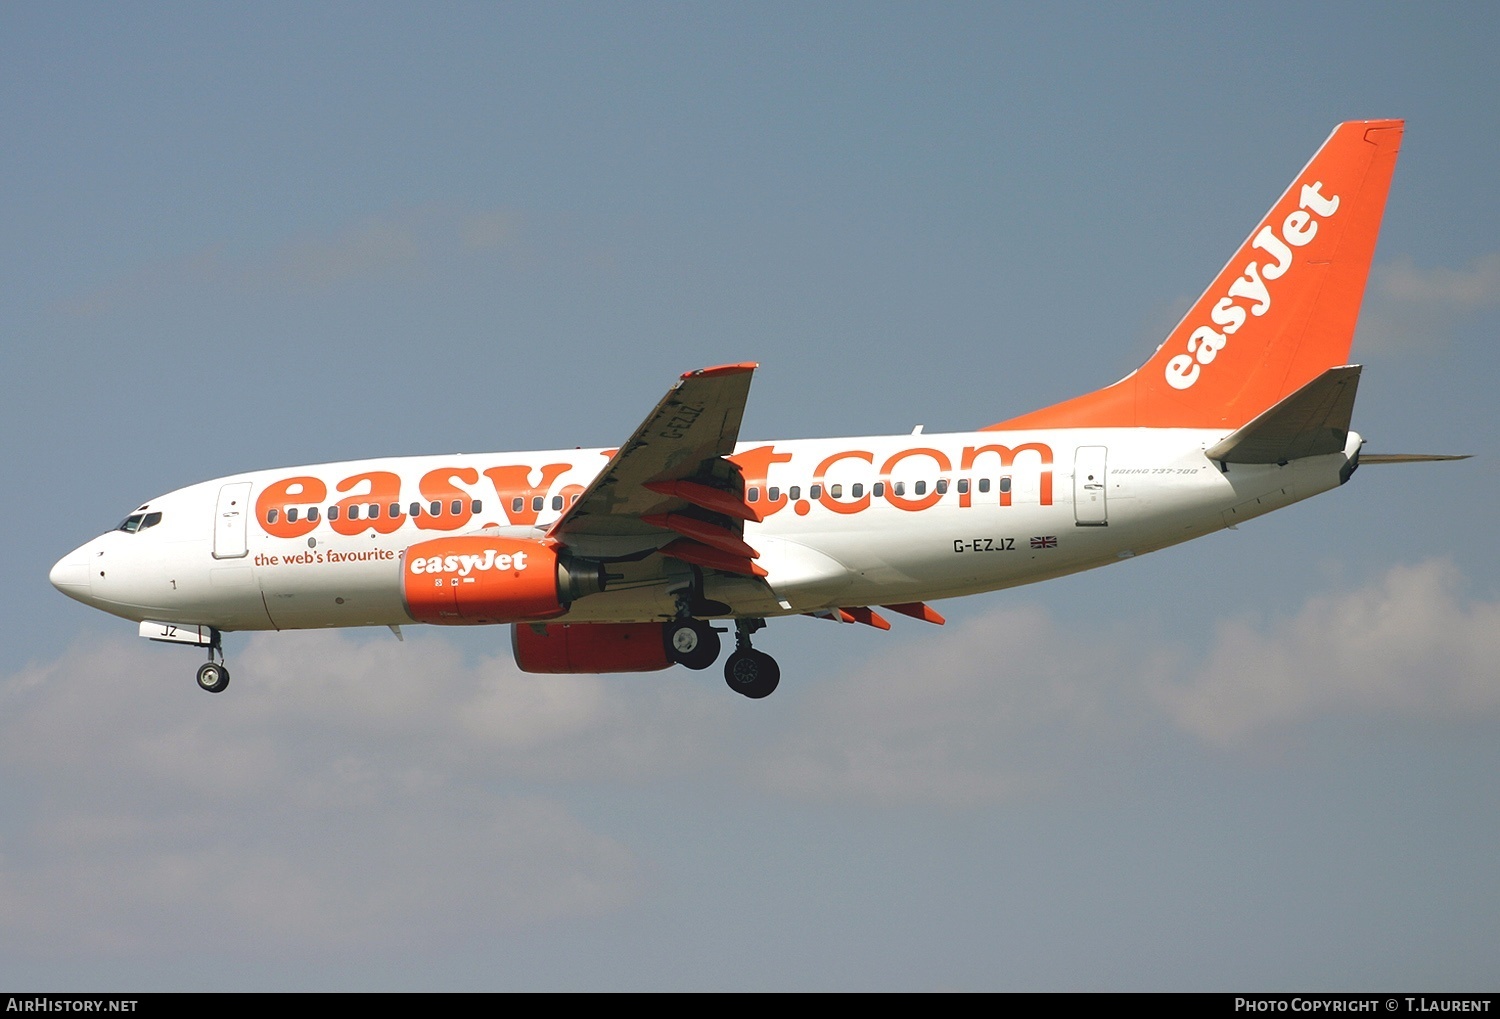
[{"xmin": 49, "ymin": 545, "xmax": 93, "ymax": 602}]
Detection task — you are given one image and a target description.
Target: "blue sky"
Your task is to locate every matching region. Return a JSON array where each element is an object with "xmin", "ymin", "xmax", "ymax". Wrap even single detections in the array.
[{"xmin": 3, "ymin": 2, "xmax": 1498, "ymax": 990}]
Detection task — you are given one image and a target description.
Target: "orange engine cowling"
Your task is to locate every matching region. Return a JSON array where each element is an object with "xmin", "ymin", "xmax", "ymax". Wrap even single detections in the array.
[
  {"xmin": 511, "ymin": 622, "xmax": 672, "ymax": 674},
  {"xmin": 401, "ymin": 537, "xmax": 602, "ymax": 625}
]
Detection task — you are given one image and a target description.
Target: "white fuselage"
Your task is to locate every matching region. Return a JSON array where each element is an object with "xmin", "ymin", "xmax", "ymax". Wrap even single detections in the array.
[{"xmin": 50, "ymin": 426, "xmax": 1358, "ymax": 633}]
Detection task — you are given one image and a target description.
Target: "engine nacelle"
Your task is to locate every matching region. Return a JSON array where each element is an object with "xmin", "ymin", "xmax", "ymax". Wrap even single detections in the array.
[
  {"xmin": 401, "ymin": 537, "xmax": 603, "ymax": 625},
  {"xmin": 511, "ymin": 622, "xmax": 673, "ymax": 674}
]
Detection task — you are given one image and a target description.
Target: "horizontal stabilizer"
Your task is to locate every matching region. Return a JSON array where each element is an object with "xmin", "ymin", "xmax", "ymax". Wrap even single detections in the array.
[
  {"xmin": 1205, "ymin": 365, "xmax": 1361, "ymax": 464},
  {"xmin": 1357, "ymin": 453, "xmax": 1471, "ymax": 464}
]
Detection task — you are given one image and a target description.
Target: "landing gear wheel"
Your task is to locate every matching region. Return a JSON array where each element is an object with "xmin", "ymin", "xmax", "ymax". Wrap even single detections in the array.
[
  {"xmin": 196, "ymin": 661, "xmax": 230, "ymax": 694},
  {"xmin": 665, "ymin": 619, "xmax": 721, "ymax": 671},
  {"xmin": 724, "ymin": 649, "xmax": 780, "ymax": 699}
]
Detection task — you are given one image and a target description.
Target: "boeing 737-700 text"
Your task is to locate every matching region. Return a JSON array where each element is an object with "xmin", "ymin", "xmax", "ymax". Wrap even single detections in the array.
[{"xmin": 51, "ymin": 119, "xmax": 1462, "ymax": 698}]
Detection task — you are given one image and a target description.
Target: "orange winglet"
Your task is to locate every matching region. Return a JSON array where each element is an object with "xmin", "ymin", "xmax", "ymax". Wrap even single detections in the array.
[
  {"xmin": 641, "ymin": 512, "xmax": 759, "ymax": 560},
  {"xmin": 644, "ymin": 479, "xmax": 764, "ymax": 523},
  {"xmin": 882, "ymin": 602, "xmax": 946, "ymax": 625},
  {"xmin": 659, "ymin": 538, "xmax": 767, "ymax": 578},
  {"xmin": 844, "ymin": 606, "xmax": 892, "ymax": 631},
  {"xmin": 681, "ymin": 362, "xmax": 758, "ymax": 380}
]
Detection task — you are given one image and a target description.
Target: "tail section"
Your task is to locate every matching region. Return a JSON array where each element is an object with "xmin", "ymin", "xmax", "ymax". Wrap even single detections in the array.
[{"xmin": 990, "ymin": 120, "xmax": 1404, "ymax": 431}]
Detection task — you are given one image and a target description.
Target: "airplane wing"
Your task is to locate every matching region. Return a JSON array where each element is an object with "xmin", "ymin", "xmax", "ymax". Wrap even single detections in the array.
[{"xmin": 546, "ymin": 363, "xmax": 765, "ymax": 573}]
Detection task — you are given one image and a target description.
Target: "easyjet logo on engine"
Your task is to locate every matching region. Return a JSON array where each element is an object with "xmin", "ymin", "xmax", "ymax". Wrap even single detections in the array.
[
  {"xmin": 1164, "ymin": 181, "xmax": 1341, "ymax": 391},
  {"xmin": 400, "ymin": 536, "xmax": 566, "ymax": 624},
  {"xmin": 408, "ymin": 548, "xmax": 528, "ymax": 577}
]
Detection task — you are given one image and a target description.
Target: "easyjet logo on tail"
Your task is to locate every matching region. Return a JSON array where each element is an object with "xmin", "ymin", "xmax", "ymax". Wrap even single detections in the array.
[{"xmin": 1165, "ymin": 181, "xmax": 1340, "ymax": 391}]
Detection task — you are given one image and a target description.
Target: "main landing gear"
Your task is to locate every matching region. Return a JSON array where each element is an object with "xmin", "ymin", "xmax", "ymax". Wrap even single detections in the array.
[
  {"xmin": 663, "ymin": 618, "xmax": 722, "ymax": 671},
  {"xmin": 665, "ymin": 615, "xmax": 781, "ymax": 698},
  {"xmin": 723, "ymin": 618, "xmax": 779, "ymax": 699},
  {"xmin": 195, "ymin": 628, "xmax": 230, "ymax": 693}
]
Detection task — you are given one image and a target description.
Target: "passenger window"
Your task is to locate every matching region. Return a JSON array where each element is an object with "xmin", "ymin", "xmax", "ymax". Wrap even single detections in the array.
[
  {"xmin": 1000, "ymin": 476, "xmax": 1012, "ymax": 494},
  {"xmin": 551, "ymin": 496, "xmax": 563, "ymax": 511},
  {"xmin": 450, "ymin": 499, "xmax": 462, "ymax": 515},
  {"xmin": 389, "ymin": 503, "xmax": 401, "ymax": 518},
  {"xmin": 348, "ymin": 505, "xmax": 360, "ymax": 520},
  {"xmin": 936, "ymin": 479, "xmax": 948, "ymax": 495},
  {"xmin": 830, "ymin": 484, "xmax": 842, "ymax": 499},
  {"xmin": 747, "ymin": 487, "xmax": 760, "ymax": 503},
  {"xmin": 852, "ymin": 483, "xmax": 863, "ymax": 498},
  {"xmin": 958, "ymin": 479, "xmax": 970, "ymax": 495},
  {"xmin": 979, "ymin": 478, "xmax": 991, "ymax": 493},
  {"xmin": 768, "ymin": 487, "xmax": 780, "ymax": 501},
  {"xmin": 265, "ymin": 509, "xmax": 279, "ymax": 525},
  {"xmin": 873, "ymin": 482, "xmax": 884, "ymax": 497},
  {"xmin": 472, "ymin": 500, "xmax": 482, "ymax": 513},
  {"xmin": 893, "ymin": 482, "xmax": 905, "ymax": 496},
  {"xmin": 789, "ymin": 486, "xmax": 801, "ymax": 500},
  {"xmin": 430, "ymin": 501, "xmax": 442, "ymax": 516},
  {"xmin": 914, "ymin": 481, "xmax": 926, "ymax": 496},
  {"xmin": 368, "ymin": 504, "xmax": 380, "ymax": 519},
  {"xmin": 531, "ymin": 496, "xmax": 543, "ymax": 512},
  {"xmin": 307, "ymin": 507, "xmax": 320, "ymax": 522},
  {"xmin": 287, "ymin": 508, "xmax": 299, "ymax": 523},
  {"xmin": 328, "ymin": 506, "xmax": 340, "ymax": 521},
  {"xmin": 809, "ymin": 485, "xmax": 822, "ymax": 499},
  {"xmin": 409, "ymin": 502, "xmax": 422, "ymax": 518},
  {"xmin": 512, "ymin": 497, "xmax": 523, "ymax": 513}
]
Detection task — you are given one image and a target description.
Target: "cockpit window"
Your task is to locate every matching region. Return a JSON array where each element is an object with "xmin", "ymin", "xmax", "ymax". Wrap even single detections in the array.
[{"xmin": 116, "ymin": 511, "xmax": 163, "ymax": 533}]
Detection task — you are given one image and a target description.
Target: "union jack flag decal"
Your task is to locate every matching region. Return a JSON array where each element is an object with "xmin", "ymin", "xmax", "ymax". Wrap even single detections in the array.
[{"xmin": 1030, "ymin": 535, "xmax": 1058, "ymax": 549}]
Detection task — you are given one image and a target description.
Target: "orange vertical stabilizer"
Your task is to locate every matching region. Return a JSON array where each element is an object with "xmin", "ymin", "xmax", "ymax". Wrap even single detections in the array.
[{"xmin": 988, "ymin": 120, "xmax": 1403, "ymax": 431}]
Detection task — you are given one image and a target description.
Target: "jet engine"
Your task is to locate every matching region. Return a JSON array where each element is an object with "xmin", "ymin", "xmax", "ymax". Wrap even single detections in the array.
[{"xmin": 401, "ymin": 536, "xmax": 604, "ymax": 624}]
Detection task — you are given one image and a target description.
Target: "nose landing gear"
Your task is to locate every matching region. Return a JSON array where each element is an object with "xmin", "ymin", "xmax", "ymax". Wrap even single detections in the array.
[{"xmin": 195, "ymin": 629, "xmax": 229, "ymax": 693}]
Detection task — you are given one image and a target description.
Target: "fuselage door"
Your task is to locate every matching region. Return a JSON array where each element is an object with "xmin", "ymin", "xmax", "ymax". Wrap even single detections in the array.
[
  {"xmin": 1073, "ymin": 446, "xmax": 1108, "ymax": 526},
  {"xmin": 213, "ymin": 482, "xmax": 253, "ymax": 559}
]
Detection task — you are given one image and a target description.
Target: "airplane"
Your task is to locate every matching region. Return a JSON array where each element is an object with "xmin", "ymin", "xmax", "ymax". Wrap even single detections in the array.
[{"xmin": 50, "ymin": 118, "xmax": 1465, "ymax": 699}]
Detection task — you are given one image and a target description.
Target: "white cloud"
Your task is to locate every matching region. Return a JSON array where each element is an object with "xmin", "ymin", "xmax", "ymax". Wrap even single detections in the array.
[
  {"xmin": 54, "ymin": 206, "xmax": 529, "ymax": 316},
  {"xmin": 263, "ymin": 217, "xmax": 422, "ymax": 289},
  {"xmin": 1357, "ymin": 254, "xmax": 1500, "ymax": 354},
  {"xmin": 753, "ymin": 605, "xmax": 1144, "ymax": 808},
  {"xmin": 1, "ymin": 792, "xmax": 639, "ymax": 955},
  {"xmin": 756, "ymin": 558, "xmax": 1500, "ymax": 802},
  {"xmin": 5, "ymin": 559, "xmax": 1496, "ymax": 957},
  {"xmin": 0, "ymin": 632, "xmax": 718, "ymax": 955},
  {"xmin": 1152, "ymin": 559, "xmax": 1500, "ymax": 747},
  {"xmin": 1373, "ymin": 254, "xmax": 1500, "ymax": 309},
  {"xmin": 462, "ymin": 210, "xmax": 516, "ymax": 252}
]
